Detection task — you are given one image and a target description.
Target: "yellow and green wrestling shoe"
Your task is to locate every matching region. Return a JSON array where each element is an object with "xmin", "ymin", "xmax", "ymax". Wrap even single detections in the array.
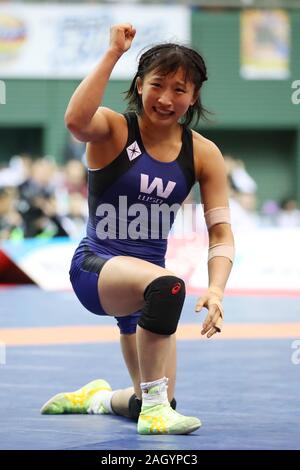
[
  {"xmin": 137, "ymin": 403, "xmax": 202, "ymax": 435},
  {"xmin": 40, "ymin": 379, "xmax": 112, "ymax": 415}
]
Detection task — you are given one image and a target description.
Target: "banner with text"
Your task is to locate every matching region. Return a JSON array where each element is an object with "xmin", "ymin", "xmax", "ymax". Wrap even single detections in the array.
[{"xmin": 0, "ymin": 4, "xmax": 190, "ymax": 79}]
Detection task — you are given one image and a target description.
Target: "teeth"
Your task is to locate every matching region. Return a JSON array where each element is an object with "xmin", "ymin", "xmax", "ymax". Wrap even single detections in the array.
[{"xmin": 156, "ymin": 108, "xmax": 172, "ymax": 115}]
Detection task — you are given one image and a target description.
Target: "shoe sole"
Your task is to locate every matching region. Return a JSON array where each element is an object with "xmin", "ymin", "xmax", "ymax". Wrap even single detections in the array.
[{"xmin": 138, "ymin": 420, "xmax": 202, "ymax": 435}]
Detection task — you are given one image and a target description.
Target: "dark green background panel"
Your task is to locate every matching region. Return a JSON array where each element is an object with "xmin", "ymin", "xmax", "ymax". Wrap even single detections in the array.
[{"xmin": 0, "ymin": 9, "xmax": 300, "ymax": 203}]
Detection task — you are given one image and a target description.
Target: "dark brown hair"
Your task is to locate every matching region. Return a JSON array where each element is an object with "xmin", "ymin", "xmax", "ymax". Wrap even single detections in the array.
[{"xmin": 125, "ymin": 43, "xmax": 208, "ymax": 127}]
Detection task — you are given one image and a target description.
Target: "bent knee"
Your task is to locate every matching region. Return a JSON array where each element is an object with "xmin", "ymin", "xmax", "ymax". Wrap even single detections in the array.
[{"xmin": 138, "ymin": 275, "xmax": 186, "ymax": 335}]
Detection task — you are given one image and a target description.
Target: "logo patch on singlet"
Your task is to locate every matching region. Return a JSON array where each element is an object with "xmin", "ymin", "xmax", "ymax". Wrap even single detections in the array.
[
  {"xmin": 140, "ymin": 174, "xmax": 176, "ymax": 199},
  {"xmin": 126, "ymin": 141, "xmax": 142, "ymax": 161}
]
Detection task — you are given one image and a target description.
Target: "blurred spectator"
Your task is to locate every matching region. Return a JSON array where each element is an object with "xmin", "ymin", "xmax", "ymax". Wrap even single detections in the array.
[
  {"xmin": 0, "ymin": 152, "xmax": 299, "ymax": 241},
  {"xmin": 0, "ymin": 187, "xmax": 23, "ymax": 240},
  {"xmin": 224, "ymin": 155, "xmax": 257, "ymax": 195},
  {"xmin": 229, "ymin": 195, "xmax": 260, "ymax": 231},
  {"xmin": 277, "ymin": 198, "xmax": 300, "ymax": 227},
  {"xmin": 21, "ymin": 193, "xmax": 69, "ymax": 238},
  {"xmin": 0, "ymin": 154, "xmax": 32, "ymax": 188},
  {"xmin": 63, "ymin": 134, "xmax": 86, "ymax": 162},
  {"xmin": 63, "ymin": 159, "xmax": 87, "ymax": 197},
  {"xmin": 260, "ymin": 199, "xmax": 280, "ymax": 227},
  {"xmin": 60, "ymin": 192, "xmax": 87, "ymax": 238},
  {"xmin": 224, "ymin": 155, "xmax": 259, "ymax": 230},
  {"xmin": 18, "ymin": 158, "xmax": 57, "ymax": 204},
  {"xmin": 0, "ymin": 155, "xmax": 88, "ymax": 240}
]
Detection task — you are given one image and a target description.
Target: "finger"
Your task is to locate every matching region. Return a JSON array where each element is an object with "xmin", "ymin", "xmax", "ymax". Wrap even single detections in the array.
[
  {"xmin": 202, "ymin": 305, "xmax": 217, "ymax": 329},
  {"xmin": 195, "ymin": 296, "xmax": 207, "ymax": 312},
  {"xmin": 195, "ymin": 301, "xmax": 204, "ymax": 313},
  {"xmin": 119, "ymin": 23, "xmax": 133, "ymax": 30},
  {"xmin": 211, "ymin": 305, "xmax": 223, "ymax": 332},
  {"xmin": 123, "ymin": 23, "xmax": 136, "ymax": 36},
  {"xmin": 214, "ymin": 316, "xmax": 223, "ymax": 332},
  {"xmin": 207, "ymin": 327, "xmax": 218, "ymax": 339},
  {"xmin": 201, "ymin": 319, "xmax": 214, "ymax": 335},
  {"xmin": 202, "ymin": 310, "xmax": 212, "ymax": 327},
  {"xmin": 125, "ymin": 26, "xmax": 135, "ymax": 38},
  {"xmin": 212, "ymin": 310, "xmax": 222, "ymax": 327},
  {"xmin": 204, "ymin": 318, "xmax": 222, "ymax": 335}
]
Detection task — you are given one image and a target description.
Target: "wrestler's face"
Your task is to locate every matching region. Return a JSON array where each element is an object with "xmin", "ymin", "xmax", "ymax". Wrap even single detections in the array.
[{"xmin": 137, "ymin": 67, "xmax": 198, "ymax": 125}]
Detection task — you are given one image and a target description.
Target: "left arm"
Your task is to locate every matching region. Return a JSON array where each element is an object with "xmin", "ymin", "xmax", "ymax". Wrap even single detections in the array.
[{"xmin": 193, "ymin": 135, "xmax": 235, "ymax": 338}]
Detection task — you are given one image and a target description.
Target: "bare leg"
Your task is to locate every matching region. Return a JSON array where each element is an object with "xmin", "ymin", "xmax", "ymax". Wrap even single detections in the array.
[
  {"xmin": 119, "ymin": 333, "xmax": 141, "ymax": 398},
  {"xmin": 98, "ymin": 256, "xmax": 174, "ymax": 316},
  {"xmin": 166, "ymin": 333, "xmax": 176, "ymax": 400},
  {"xmin": 111, "ymin": 387, "xmax": 134, "ymax": 418},
  {"xmin": 43, "ymin": 256, "xmax": 198, "ymax": 431},
  {"xmin": 120, "ymin": 331, "xmax": 176, "ymax": 399},
  {"xmin": 111, "ymin": 332, "xmax": 177, "ymax": 417},
  {"xmin": 97, "ymin": 256, "xmax": 181, "ymax": 417},
  {"xmin": 136, "ymin": 326, "xmax": 171, "ymax": 383}
]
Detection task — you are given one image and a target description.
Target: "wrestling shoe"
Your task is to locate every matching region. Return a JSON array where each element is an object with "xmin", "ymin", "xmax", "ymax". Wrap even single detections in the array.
[
  {"xmin": 40, "ymin": 379, "xmax": 112, "ymax": 414},
  {"xmin": 137, "ymin": 402, "xmax": 201, "ymax": 435}
]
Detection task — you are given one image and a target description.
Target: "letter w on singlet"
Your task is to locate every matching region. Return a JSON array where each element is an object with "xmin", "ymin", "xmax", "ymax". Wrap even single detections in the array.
[{"xmin": 140, "ymin": 174, "xmax": 176, "ymax": 199}]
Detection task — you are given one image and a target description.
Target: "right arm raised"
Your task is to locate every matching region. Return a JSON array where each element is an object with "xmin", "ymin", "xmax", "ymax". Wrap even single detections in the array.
[{"xmin": 64, "ymin": 24, "xmax": 136, "ymax": 143}]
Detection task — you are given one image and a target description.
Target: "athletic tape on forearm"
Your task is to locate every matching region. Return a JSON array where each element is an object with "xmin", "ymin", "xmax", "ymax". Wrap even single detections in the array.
[
  {"xmin": 208, "ymin": 243, "xmax": 235, "ymax": 263},
  {"xmin": 204, "ymin": 207, "xmax": 231, "ymax": 230}
]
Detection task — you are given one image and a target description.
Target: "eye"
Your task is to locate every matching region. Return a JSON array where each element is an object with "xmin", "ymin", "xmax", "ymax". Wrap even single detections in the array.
[
  {"xmin": 151, "ymin": 82, "xmax": 161, "ymax": 87},
  {"xmin": 176, "ymin": 88, "xmax": 185, "ymax": 93}
]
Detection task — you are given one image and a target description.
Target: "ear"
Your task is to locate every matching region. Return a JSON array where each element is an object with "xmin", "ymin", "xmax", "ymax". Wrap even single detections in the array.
[{"xmin": 136, "ymin": 77, "xmax": 143, "ymax": 95}]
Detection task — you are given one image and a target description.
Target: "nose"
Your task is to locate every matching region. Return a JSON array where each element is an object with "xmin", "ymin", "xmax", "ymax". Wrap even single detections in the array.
[{"xmin": 157, "ymin": 90, "xmax": 172, "ymax": 107}]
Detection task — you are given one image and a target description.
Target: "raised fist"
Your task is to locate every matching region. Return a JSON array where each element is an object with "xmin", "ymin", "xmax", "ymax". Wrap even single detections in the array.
[{"xmin": 109, "ymin": 23, "xmax": 136, "ymax": 55}]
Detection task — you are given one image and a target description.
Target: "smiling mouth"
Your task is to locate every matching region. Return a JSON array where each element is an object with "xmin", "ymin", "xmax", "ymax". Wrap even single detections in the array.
[{"xmin": 153, "ymin": 107, "xmax": 174, "ymax": 116}]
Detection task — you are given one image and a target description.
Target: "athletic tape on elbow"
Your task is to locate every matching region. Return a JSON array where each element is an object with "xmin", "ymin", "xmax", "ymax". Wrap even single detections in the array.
[
  {"xmin": 204, "ymin": 207, "xmax": 231, "ymax": 230},
  {"xmin": 208, "ymin": 243, "xmax": 235, "ymax": 263}
]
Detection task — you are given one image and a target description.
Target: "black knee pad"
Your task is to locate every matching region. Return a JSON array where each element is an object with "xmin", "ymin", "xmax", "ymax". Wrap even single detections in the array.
[
  {"xmin": 128, "ymin": 394, "xmax": 177, "ymax": 422},
  {"xmin": 138, "ymin": 275, "xmax": 186, "ymax": 335}
]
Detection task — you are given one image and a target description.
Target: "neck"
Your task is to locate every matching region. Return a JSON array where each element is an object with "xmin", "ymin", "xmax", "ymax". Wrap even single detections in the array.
[{"xmin": 138, "ymin": 114, "xmax": 181, "ymax": 143}]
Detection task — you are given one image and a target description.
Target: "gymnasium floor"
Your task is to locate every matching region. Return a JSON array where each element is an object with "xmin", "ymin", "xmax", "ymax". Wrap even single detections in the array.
[{"xmin": 0, "ymin": 285, "xmax": 299, "ymax": 450}]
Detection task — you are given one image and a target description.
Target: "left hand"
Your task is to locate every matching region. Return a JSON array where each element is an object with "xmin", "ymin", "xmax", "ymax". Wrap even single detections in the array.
[{"xmin": 195, "ymin": 286, "xmax": 224, "ymax": 338}]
